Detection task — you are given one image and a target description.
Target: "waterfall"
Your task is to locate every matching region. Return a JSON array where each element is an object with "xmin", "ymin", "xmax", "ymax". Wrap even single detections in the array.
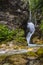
[
  {"xmin": 26, "ymin": 1, "xmax": 35, "ymax": 45},
  {"xmin": 26, "ymin": 22, "xmax": 37, "ymax": 47},
  {"xmin": 26, "ymin": 0, "xmax": 43, "ymax": 47},
  {"xmin": 26, "ymin": 21, "xmax": 43, "ymax": 47},
  {"xmin": 26, "ymin": 0, "xmax": 36, "ymax": 47}
]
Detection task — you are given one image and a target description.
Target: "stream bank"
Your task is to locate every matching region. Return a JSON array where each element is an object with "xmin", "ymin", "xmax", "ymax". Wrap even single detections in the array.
[{"xmin": 0, "ymin": 53, "xmax": 43, "ymax": 65}]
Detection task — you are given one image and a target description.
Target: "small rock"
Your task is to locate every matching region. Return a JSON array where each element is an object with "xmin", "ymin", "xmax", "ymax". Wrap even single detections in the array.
[
  {"xmin": 1, "ymin": 44, "xmax": 6, "ymax": 48},
  {"xmin": 0, "ymin": 21, "xmax": 7, "ymax": 24}
]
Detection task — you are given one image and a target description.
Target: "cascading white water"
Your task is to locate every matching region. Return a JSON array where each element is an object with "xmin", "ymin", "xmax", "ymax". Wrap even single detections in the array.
[
  {"xmin": 26, "ymin": 22, "xmax": 43, "ymax": 47},
  {"xmin": 26, "ymin": 22, "xmax": 37, "ymax": 47}
]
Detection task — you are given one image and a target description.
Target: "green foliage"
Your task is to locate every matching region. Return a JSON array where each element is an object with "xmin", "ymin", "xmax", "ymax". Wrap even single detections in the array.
[
  {"xmin": 0, "ymin": 24, "xmax": 26, "ymax": 44},
  {"xmin": 14, "ymin": 29, "xmax": 27, "ymax": 44},
  {"xmin": 15, "ymin": 37, "xmax": 26, "ymax": 43},
  {"xmin": 37, "ymin": 47, "xmax": 43, "ymax": 56},
  {"xmin": 40, "ymin": 20, "xmax": 43, "ymax": 33},
  {"xmin": 16, "ymin": 29, "xmax": 24, "ymax": 37},
  {"xmin": 27, "ymin": 0, "xmax": 43, "ymax": 11},
  {"xmin": 0, "ymin": 24, "xmax": 15, "ymax": 41},
  {"xmin": 27, "ymin": 51, "xmax": 37, "ymax": 57}
]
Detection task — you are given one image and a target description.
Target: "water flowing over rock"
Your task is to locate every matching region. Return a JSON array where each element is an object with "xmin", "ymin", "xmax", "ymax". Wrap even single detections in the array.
[{"xmin": 26, "ymin": 21, "xmax": 43, "ymax": 47}]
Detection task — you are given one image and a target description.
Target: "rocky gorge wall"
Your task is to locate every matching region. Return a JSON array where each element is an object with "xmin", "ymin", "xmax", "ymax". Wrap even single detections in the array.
[{"xmin": 0, "ymin": 0, "xmax": 29, "ymax": 30}]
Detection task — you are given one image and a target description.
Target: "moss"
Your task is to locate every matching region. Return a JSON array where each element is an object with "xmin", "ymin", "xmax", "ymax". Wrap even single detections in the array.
[
  {"xmin": 37, "ymin": 47, "xmax": 43, "ymax": 56},
  {"xmin": 26, "ymin": 47, "xmax": 43, "ymax": 57},
  {"xmin": 26, "ymin": 51, "xmax": 37, "ymax": 57}
]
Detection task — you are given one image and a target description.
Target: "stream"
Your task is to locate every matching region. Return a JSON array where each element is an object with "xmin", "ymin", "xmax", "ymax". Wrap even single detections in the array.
[{"xmin": 0, "ymin": 48, "xmax": 43, "ymax": 65}]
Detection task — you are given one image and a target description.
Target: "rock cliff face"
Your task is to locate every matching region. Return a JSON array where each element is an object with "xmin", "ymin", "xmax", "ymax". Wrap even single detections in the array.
[{"xmin": 0, "ymin": 0, "xmax": 29, "ymax": 29}]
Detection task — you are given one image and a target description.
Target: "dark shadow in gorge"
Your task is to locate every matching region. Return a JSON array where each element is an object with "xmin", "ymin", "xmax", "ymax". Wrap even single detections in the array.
[
  {"xmin": 20, "ymin": 18, "xmax": 29, "ymax": 37},
  {"xmin": 0, "ymin": 0, "xmax": 9, "ymax": 11}
]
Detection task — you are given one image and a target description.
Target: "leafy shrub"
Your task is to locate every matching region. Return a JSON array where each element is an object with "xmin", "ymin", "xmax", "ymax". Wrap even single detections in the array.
[
  {"xmin": 0, "ymin": 24, "xmax": 27, "ymax": 45},
  {"xmin": 14, "ymin": 29, "xmax": 27, "ymax": 44},
  {"xmin": 0, "ymin": 24, "xmax": 26, "ymax": 43},
  {"xmin": 40, "ymin": 20, "xmax": 43, "ymax": 33},
  {"xmin": 0, "ymin": 24, "xmax": 16, "ymax": 41}
]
